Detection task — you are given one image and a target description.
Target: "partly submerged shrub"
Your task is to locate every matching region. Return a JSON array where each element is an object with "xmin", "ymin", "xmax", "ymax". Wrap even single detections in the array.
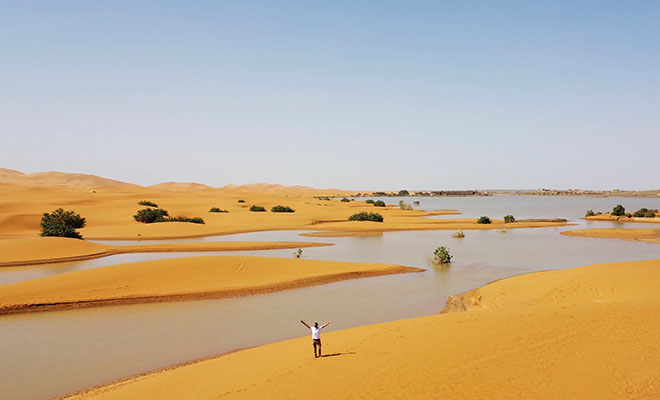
[
  {"xmin": 209, "ymin": 207, "xmax": 229, "ymax": 213},
  {"xmin": 503, "ymin": 215, "xmax": 515, "ymax": 223},
  {"xmin": 134, "ymin": 208, "xmax": 169, "ymax": 223},
  {"xmin": 138, "ymin": 200, "xmax": 158, "ymax": 207},
  {"xmin": 373, "ymin": 200, "xmax": 386, "ymax": 207},
  {"xmin": 348, "ymin": 211, "xmax": 384, "ymax": 222},
  {"xmin": 40, "ymin": 208, "xmax": 86, "ymax": 239},
  {"xmin": 250, "ymin": 205, "xmax": 266, "ymax": 212},
  {"xmin": 611, "ymin": 204, "xmax": 626, "ymax": 216},
  {"xmin": 477, "ymin": 216, "xmax": 491, "ymax": 224},
  {"xmin": 399, "ymin": 200, "xmax": 413, "ymax": 210},
  {"xmin": 271, "ymin": 205, "xmax": 295, "ymax": 213},
  {"xmin": 433, "ymin": 246, "xmax": 452, "ymax": 264},
  {"xmin": 585, "ymin": 209, "xmax": 597, "ymax": 217}
]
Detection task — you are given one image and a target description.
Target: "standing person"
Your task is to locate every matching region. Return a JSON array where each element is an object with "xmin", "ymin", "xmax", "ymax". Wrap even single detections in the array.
[{"xmin": 300, "ymin": 320, "xmax": 331, "ymax": 358}]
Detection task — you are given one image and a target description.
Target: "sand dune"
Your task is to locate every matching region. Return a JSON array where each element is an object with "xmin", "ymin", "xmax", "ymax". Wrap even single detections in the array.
[
  {"xmin": 0, "ymin": 256, "xmax": 420, "ymax": 315},
  {"xmin": 0, "ymin": 237, "xmax": 332, "ymax": 267},
  {"xmin": 0, "ymin": 169, "xmax": 139, "ymax": 188},
  {"xmin": 66, "ymin": 259, "xmax": 660, "ymax": 399},
  {"xmin": 561, "ymin": 228, "xmax": 660, "ymax": 244}
]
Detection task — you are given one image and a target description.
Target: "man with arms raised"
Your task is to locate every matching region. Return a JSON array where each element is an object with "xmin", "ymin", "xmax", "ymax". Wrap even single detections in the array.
[{"xmin": 300, "ymin": 320, "xmax": 331, "ymax": 358}]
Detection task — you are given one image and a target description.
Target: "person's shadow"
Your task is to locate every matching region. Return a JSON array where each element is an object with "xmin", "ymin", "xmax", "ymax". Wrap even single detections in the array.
[{"xmin": 320, "ymin": 352, "xmax": 356, "ymax": 358}]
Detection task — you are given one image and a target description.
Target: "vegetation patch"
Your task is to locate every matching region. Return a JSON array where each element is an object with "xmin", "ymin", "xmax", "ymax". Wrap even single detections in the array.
[
  {"xmin": 373, "ymin": 200, "xmax": 386, "ymax": 207},
  {"xmin": 209, "ymin": 207, "xmax": 229, "ymax": 213},
  {"xmin": 138, "ymin": 200, "xmax": 158, "ymax": 207},
  {"xmin": 477, "ymin": 216, "xmax": 492, "ymax": 224},
  {"xmin": 40, "ymin": 208, "xmax": 86, "ymax": 239},
  {"xmin": 238, "ymin": 199, "xmax": 246, "ymax": 203},
  {"xmin": 611, "ymin": 204, "xmax": 626, "ymax": 216},
  {"xmin": 433, "ymin": 246, "xmax": 452, "ymax": 264},
  {"xmin": 341, "ymin": 198, "xmax": 351, "ymax": 202},
  {"xmin": 503, "ymin": 215, "xmax": 515, "ymax": 223},
  {"xmin": 633, "ymin": 208, "xmax": 658, "ymax": 218},
  {"xmin": 399, "ymin": 201, "xmax": 413, "ymax": 210},
  {"xmin": 365, "ymin": 199, "xmax": 375, "ymax": 204},
  {"xmin": 271, "ymin": 205, "xmax": 295, "ymax": 213},
  {"xmin": 250, "ymin": 205, "xmax": 266, "ymax": 212},
  {"xmin": 134, "ymin": 208, "xmax": 205, "ymax": 224},
  {"xmin": 585, "ymin": 209, "xmax": 602, "ymax": 217},
  {"xmin": 348, "ymin": 211, "xmax": 384, "ymax": 222}
]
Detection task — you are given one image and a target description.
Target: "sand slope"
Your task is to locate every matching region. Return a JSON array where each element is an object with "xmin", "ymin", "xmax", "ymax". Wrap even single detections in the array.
[
  {"xmin": 0, "ymin": 256, "xmax": 421, "ymax": 314},
  {"xmin": 562, "ymin": 228, "xmax": 660, "ymax": 244},
  {"xmin": 67, "ymin": 259, "xmax": 660, "ymax": 400}
]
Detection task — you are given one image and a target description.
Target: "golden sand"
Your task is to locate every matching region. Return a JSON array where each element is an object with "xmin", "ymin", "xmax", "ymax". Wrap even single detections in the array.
[
  {"xmin": 0, "ymin": 256, "xmax": 421, "ymax": 314},
  {"xmin": 586, "ymin": 214, "xmax": 660, "ymax": 224},
  {"xmin": 67, "ymin": 259, "xmax": 660, "ymax": 399},
  {"xmin": 561, "ymin": 228, "xmax": 660, "ymax": 244},
  {"xmin": 0, "ymin": 237, "xmax": 331, "ymax": 267}
]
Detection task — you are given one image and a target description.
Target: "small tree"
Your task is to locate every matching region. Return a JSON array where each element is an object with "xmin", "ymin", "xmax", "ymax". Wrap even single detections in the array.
[
  {"xmin": 611, "ymin": 204, "xmax": 626, "ymax": 216},
  {"xmin": 503, "ymin": 215, "xmax": 515, "ymax": 223},
  {"xmin": 477, "ymin": 216, "xmax": 491, "ymax": 224},
  {"xmin": 433, "ymin": 246, "xmax": 452, "ymax": 264},
  {"xmin": 398, "ymin": 189, "xmax": 409, "ymax": 196},
  {"xmin": 138, "ymin": 200, "xmax": 158, "ymax": 207},
  {"xmin": 40, "ymin": 208, "xmax": 86, "ymax": 239}
]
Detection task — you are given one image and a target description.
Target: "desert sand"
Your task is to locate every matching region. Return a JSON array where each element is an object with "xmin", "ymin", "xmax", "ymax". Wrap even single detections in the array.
[
  {"xmin": 562, "ymin": 228, "xmax": 660, "ymax": 244},
  {"xmin": 0, "ymin": 256, "xmax": 421, "ymax": 314},
  {"xmin": 66, "ymin": 258, "xmax": 660, "ymax": 400},
  {"xmin": 586, "ymin": 214, "xmax": 660, "ymax": 224},
  {"xmin": 0, "ymin": 237, "xmax": 331, "ymax": 267}
]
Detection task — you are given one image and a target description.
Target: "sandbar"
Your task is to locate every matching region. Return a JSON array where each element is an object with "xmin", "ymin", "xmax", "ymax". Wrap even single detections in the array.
[{"xmin": 561, "ymin": 228, "xmax": 660, "ymax": 244}]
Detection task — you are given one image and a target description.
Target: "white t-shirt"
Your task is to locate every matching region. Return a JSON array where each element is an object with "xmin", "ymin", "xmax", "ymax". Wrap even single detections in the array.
[{"xmin": 311, "ymin": 326, "xmax": 322, "ymax": 340}]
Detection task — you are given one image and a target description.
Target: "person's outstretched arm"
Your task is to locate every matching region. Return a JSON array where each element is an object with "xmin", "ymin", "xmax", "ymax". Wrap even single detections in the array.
[
  {"xmin": 321, "ymin": 321, "xmax": 331, "ymax": 329},
  {"xmin": 300, "ymin": 320, "xmax": 310, "ymax": 329}
]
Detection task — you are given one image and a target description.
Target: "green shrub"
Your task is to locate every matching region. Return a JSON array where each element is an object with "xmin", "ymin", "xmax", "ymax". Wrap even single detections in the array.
[
  {"xmin": 167, "ymin": 216, "xmax": 205, "ymax": 224},
  {"xmin": 250, "ymin": 205, "xmax": 266, "ymax": 212},
  {"xmin": 398, "ymin": 190, "xmax": 409, "ymax": 196},
  {"xmin": 238, "ymin": 199, "xmax": 246, "ymax": 203},
  {"xmin": 134, "ymin": 208, "xmax": 169, "ymax": 223},
  {"xmin": 433, "ymin": 246, "xmax": 452, "ymax": 264},
  {"xmin": 271, "ymin": 205, "xmax": 295, "ymax": 213},
  {"xmin": 373, "ymin": 200, "xmax": 386, "ymax": 207},
  {"xmin": 585, "ymin": 209, "xmax": 597, "ymax": 217},
  {"xmin": 40, "ymin": 208, "xmax": 86, "ymax": 239},
  {"xmin": 633, "ymin": 208, "xmax": 658, "ymax": 218},
  {"xmin": 365, "ymin": 199, "xmax": 375, "ymax": 204},
  {"xmin": 209, "ymin": 207, "xmax": 228, "ymax": 213},
  {"xmin": 503, "ymin": 215, "xmax": 515, "ymax": 223},
  {"xmin": 611, "ymin": 204, "xmax": 625, "ymax": 216},
  {"xmin": 138, "ymin": 200, "xmax": 158, "ymax": 207},
  {"xmin": 399, "ymin": 201, "xmax": 412, "ymax": 210},
  {"xmin": 477, "ymin": 216, "xmax": 491, "ymax": 224},
  {"xmin": 341, "ymin": 198, "xmax": 351, "ymax": 202},
  {"xmin": 348, "ymin": 211, "xmax": 384, "ymax": 222}
]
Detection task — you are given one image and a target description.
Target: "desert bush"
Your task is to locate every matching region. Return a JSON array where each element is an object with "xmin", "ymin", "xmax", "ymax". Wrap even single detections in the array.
[
  {"xmin": 433, "ymin": 246, "xmax": 452, "ymax": 264},
  {"xmin": 611, "ymin": 204, "xmax": 625, "ymax": 216},
  {"xmin": 585, "ymin": 209, "xmax": 597, "ymax": 217},
  {"xmin": 134, "ymin": 208, "xmax": 169, "ymax": 223},
  {"xmin": 398, "ymin": 190, "xmax": 409, "ymax": 196},
  {"xmin": 250, "ymin": 205, "xmax": 266, "ymax": 212},
  {"xmin": 348, "ymin": 211, "xmax": 384, "ymax": 222},
  {"xmin": 271, "ymin": 205, "xmax": 295, "ymax": 213},
  {"xmin": 209, "ymin": 207, "xmax": 228, "ymax": 213},
  {"xmin": 373, "ymin": 200, "xmax": 386, "ymax": 207},
  {"xmin": 238, "ymin": 199, "xmax": 246, "ymax": 203},
  {"xmin": 40, "ymin": 208, "xmax": 86, "ymax": 239},
  {"xmin": 477, "ymin": 216, "xmax": 491, "ymax": 224},
  {"xmin": 341, "ymin": 198, "xmax": 351, "ymax": 202},
  {"xmin": 138, "ymin": 200, "xmax": 158, "ymax": 207},
  {"xmin": 399, "ymin": 201, "xmax": 413, "ymax": 210},
  {"xmin": 503, "ymin": 215, "xmax": 515, "ymax": 223},
  {"xmin": 167, "ymin": 216, "xmax": 205, "ymax": 224},
  {"xmin": 633, "ymin": 208, "xmax": 658, "ymax": 218},
  {"xmin": 365, "ymin": 199, "xmax": 375, "ymax": 204}
]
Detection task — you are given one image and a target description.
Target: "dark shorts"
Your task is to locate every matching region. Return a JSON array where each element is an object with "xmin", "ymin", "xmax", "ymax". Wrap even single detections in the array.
[{"xmin": 313, "ymin": 339, "xmax": 321, "ymax": 345}]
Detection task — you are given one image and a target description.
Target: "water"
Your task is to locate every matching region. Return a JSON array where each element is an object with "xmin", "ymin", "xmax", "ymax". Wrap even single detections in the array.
[{"xmin": 1, "ymin": 196, "xmax": 659, "ymax": 399}]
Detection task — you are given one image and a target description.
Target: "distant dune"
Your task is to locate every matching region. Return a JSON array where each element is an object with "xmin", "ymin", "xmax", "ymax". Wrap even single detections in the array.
[
  {"xmin": 149, "ymin": 182, "xmax": 213, "ymax": 191},
  {"xmin": 0, "ymin": 168, "xmax": 139, "ymax": 188}
]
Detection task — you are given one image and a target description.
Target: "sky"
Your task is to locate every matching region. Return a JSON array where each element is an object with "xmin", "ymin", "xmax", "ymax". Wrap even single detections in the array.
[{"xmin": 1, "ymin": 1, "xmax": 658, "ymax": 190}]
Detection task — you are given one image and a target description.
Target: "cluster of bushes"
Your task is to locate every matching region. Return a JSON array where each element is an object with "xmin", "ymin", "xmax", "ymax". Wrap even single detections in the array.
[
  {"xmin": 271, "ymin": 205, "xmax": 295, "ymax": 213},
  {"xmin": 138, "ymin": 200, "xmax": 158, "ymax": 207},
  {"xmin": 250, "ymin": 205, "xmax": 266, "ymax": 212},
  {"xmin": 40, "ymin": 208, "xmax": 86, "ymax": 239},
  {"xmin": 503, "ymin": 215, "xmax": 515, "ymax": 223},
  {"xmin": 477, "ymin": 216, "xmax": 491, "ymax": 224},
  {"xmin": 433, "ymin": 246, "xmax": 452, "ymax": 264},
  {"xmin": 585, "ymin": 209, "xmax": 602, "ymax": 217},
  {"xmin": 134, "ymin": 207, "xmax": 205, "ymax": 224},
  {"xmin": 633, "ymin": 208, "xmax": 658, "ymax": 218},
  {"xmin": 348, "ymin": 211, "xmax": 384, "ymax": 222},
  {"xmin": 209, "ymin": 207, "xmax": 229, "ymax": 213}
]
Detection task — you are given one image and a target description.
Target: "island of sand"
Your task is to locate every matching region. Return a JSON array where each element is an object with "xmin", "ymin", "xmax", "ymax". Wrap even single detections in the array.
[{"xmin": 66, "ymin": 258, "xmax": 660, "ymax": 399}]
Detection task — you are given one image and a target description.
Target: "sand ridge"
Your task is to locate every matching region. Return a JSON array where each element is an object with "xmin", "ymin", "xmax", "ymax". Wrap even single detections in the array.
[
  {"xmin": 0, "ymin": 256, "xmax": 422, "ymax": 315},
  {"xmin": 561, "ymin": 228, "xmax": 660, "ymax": 244},
  {"xmin": 64, "ymin": 259, "xmax": 660, "ymax": 400}
]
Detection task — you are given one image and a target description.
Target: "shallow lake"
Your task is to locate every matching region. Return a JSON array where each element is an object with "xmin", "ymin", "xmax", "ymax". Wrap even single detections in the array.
[{"xmin": 1, "ymin": 196, "xmax": 659, "ymax": 399}]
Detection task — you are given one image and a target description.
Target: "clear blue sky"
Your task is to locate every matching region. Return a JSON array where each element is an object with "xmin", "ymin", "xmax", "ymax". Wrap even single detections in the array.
[{"xmin": 1, "ymin": 1, "xmax": 658, "ymax": 190}]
